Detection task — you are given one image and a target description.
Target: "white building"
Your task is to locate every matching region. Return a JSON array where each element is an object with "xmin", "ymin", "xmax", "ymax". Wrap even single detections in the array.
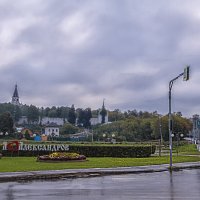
[
  {"xmin": 90, "ymin": 117, "xmax": 100, "ymax": 126},
  {"xmin": 41, "ymin": 117, "xmax": 65, "ymax": 126},
  {"xmin": 44, "ymin": 123, "xmax": 60, "ymax": 136},
  {"xmin": 90, "ymin": 114, "xmax": 109, "ymax": 125},
  {"xmin": 18, "ymin": 116, "xmax": 28, "ymax": 124},
  {"xmin": 17, "ymin": 116, "xmax": 65, "ymax": 126}
]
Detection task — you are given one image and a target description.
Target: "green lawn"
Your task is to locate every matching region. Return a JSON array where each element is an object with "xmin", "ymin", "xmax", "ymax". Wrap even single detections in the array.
[
  {"xmin": 1, "ymin": 156, "xmax": 200, "ymax": 172},
  {"xmin": 176, "ymin": 144, "xmax": 200, "ymax": 155}
]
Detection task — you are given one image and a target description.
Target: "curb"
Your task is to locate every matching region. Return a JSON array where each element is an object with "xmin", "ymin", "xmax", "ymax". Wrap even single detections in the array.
[{"xmin": 0, "ymin": 162, "xmax": 200, "ymax": 182}]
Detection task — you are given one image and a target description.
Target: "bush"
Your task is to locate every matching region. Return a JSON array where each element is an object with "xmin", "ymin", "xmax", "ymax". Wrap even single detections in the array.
[
  {"xmin": 1, "ymin": 144, "xmax": 155, "ymax": 158},
  {"xmin": 69, "ymin": 145, "xmax": 155, "ymax": 157}
]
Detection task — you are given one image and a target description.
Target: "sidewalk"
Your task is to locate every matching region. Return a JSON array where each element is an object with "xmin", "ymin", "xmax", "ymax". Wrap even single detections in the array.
[{"xmin": 0, "ymin": 162, "xmax": 200, "ymax": 182}]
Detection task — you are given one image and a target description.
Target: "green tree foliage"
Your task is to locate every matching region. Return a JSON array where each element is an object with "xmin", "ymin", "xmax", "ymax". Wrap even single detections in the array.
[
  {"xmin": 48, "ymin": 109, "xmax": 57, "ymax": 117},
  {"xmin": 24, "ymin": 130, "xmax": 31, "ymax": 140},
  {"xmin": 84, "ymin": 108, "xmax": 92, "ymax": 128},
  {"xmin": 27, "ymin": 105, "xmax": 39, "ymax": 124},
  {"xmin": 21, "ymin": 104, "xmax": 29, "ymax": 116},
  {"xmin": 150, "ymin": 114, "xmax": 192, "ymax": 141},
  {"xmin": 0, "ymin": 103, "xmax": 21, "ymax": 121},
  {"xmin": 0, "ymin": 112, "xmax": 14, "ymax": 134},
  {"xmin": 44, "ymin": 107, "xmax": 50, "ymax": 116},
  {"xmin": 0, "ymin": 102, "xmax": 193, "ymax": 142},
  {"xmin": 108, "ymin": 109, "xmax": 125, "ymax": 122},
  {"xmin": 68, "ymin": 105, "xmax": 76, "ymax": 125},
  {"xmin": 60, "ymin": 123, "xmax": 79, "ymax": 135},
  {"xmin": 77, "ymin": 108, "xmax": 92, "ymax": 128},
  {"xmin": 99, "ymin": 100, "xmax": 107, "ymax": 124},
  {"xmin": 94, "ymin": 113, "xmax": 192, "ymax": 142}
]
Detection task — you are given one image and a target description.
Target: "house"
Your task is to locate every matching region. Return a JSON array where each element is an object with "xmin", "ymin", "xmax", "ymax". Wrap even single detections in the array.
[{"xmin": 44, "ymin": 123, "xmax": 60, "ymax": 136}]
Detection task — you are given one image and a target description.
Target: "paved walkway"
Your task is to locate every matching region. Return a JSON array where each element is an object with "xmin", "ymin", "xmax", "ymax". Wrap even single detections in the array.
[{"xmin": 0, "ymin": 162, "xmax": 200, "ymax": 182}]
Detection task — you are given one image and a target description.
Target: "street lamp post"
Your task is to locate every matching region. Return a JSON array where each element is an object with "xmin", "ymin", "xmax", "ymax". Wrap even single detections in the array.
[
  {"xmin": 103, "ymin": 133, "xmax": 106, "ymax": 142},
  {"xmin": 91, "ymin": 129, "xmax": 94, "ymax": 143},
  {"xmin": 158, "ymin": 115, "xmax": 162, "ymax": 157},
  {"xmin": 176, "ymin": 133, "xmax": 184, "ymax": 156},
  {"xmin": 168, "ymin": 66, "xmax": 190, "ymax": 170},
  {"xmin": 171, "ymin": 132, "xmax": 184, "ymax": 156}
]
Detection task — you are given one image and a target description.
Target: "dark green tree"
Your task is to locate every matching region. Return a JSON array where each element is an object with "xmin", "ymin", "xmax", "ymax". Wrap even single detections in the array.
[
  {"xmin": 0, "ymin": 112, "xmax": 14, "ymax": 135},
  {"xmin": 27, "ymin": 105, "xmax": 39, "ymax": 124},
  {"xmin": 100, "ymin": 101, "xmax": 107, "ymax": 124},
  {"xmin": 60, "ymin": 123, "xmax": 79, "ymax": 135},
  {"xmin": 77, "ymin": 108, "xmax": 85, "ymax": 126},
  {"xmin": 77, "ymin": 108, "xmax": 92, "ymax": 128},
  {"xmin": 44, "ymin": 107, "xmax": 50, "ymax": 117},
  {"xmin": 108, "ymin": 109, "xmax": 124, "ymax": 122},
  {"xmin": 68, "ymin": 104, "xmax": 76, "ymax": 125},
  {"xmin": 24, "ymin": 130, "xmax": 31, "ymax": 140},
  {"xmin": 60, "ymin": 106, "xmax": 69, "ymax": 119},
  {"xmin": 84, "ymin": 108, "xmax": 92, "ymax": 128},
  {"xmin": 48, "ymin": 109, "xmax": 57, "ymax": 117}
]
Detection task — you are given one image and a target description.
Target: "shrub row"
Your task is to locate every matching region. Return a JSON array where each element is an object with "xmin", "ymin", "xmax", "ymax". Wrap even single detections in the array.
[
  {"xmin": 0, "ymin": 144, "xmax": 156, "ymax": 158},
  {"xmin": 69, "ymin": 145, "xmax": 155, "ymax": 157}
]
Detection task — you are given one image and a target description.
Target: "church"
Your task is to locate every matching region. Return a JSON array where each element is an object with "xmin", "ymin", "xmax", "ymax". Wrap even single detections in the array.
[
  {"xmin": 90, "ymin": 100, "xmax": 109, "ymax": 125},
  {"xmin": 11, "ymin": 84, "xmax": 20, "ymax": 106},
  {"xmin": 11, "ymin": 84, "xmax": 109, "ymax": 126}
]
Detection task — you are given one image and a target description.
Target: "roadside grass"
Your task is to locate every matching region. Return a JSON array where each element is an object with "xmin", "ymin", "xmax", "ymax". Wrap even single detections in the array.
[
  {"xmin": 158, "ymin": 144, "xmax": 200, "ymax": 155},
  {"xmin": 175, "ymin": 144, "xmax": 200, "ymax": 155},
  {"xmin": 0, "ymin": 156, "xmax": 200, "ymax": 172}
]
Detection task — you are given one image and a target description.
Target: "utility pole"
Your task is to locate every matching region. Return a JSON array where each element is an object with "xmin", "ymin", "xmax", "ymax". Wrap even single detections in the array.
[{"xmin": 168, "ymin": 66, "xmax": 190, "ymax": 170}]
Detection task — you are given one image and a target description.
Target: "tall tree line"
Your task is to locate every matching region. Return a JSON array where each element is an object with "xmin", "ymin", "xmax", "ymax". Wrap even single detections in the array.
[
  {"xmin": 94, "ymin": 112, "xmax": 192, "ymax": 142},
  {"xmin": 0, "ymin": 103, "xmax": 193, "ymax": 140},
  {"xmin": 0, "ymin": 103, "xmax": 93, "ymax": 128}
]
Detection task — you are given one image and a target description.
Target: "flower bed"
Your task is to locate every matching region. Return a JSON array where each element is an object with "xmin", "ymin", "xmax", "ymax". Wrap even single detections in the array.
[{"xmin": 37, "ymin": 152, "xmax": 86, "ymax": 162}]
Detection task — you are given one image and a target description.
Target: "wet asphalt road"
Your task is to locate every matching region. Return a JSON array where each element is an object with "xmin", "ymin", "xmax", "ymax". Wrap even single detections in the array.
[{"xmin": 1, "ymin": 169, "xmax": 200, "ymax": 200}]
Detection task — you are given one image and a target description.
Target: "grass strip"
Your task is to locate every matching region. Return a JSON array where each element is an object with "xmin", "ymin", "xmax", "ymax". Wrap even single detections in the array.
[{"xmin": 0, "ymin": 156, "xmax": 200, "ymax": 172}]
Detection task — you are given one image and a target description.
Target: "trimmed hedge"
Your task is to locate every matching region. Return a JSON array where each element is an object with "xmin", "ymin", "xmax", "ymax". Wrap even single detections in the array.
[
  {"xmin": 0, "ymin": 144, "xmax": 156, "ymax": 158},
  {"xmin": 69, "ymin": 145, "xmax": 155, "ymax": 157}
]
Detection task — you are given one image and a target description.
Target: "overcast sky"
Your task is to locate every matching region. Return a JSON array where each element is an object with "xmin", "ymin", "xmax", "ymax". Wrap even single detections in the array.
[{"xmin": 0, "ymin": 0, "xmax": 200, "ymax": 117}]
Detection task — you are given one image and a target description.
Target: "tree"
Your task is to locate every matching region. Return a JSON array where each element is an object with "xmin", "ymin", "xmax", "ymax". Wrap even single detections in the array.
[
  {"xmin": 48, "ymin": 109, "xmax": 57, "ymax": 117},
  {"xmin": 44, "ymin": 107, "xmax": 50, "ymax": 117},
  {"xmin": 60, "ymin": 123, "xmax": 79, "ymax": 135},
  {"xmin": 60, "ymin": 106, "xmax": 69, "ymax": 119},
  {"xmin": 76, "ymin": 108, "xmax": 92, "ymax": 128},
  {"xmin": 27, "ymin": 105, "xmax": 39, "ymax": 124},
  {"xmin": 24, "ymin": 130, "xmax": 31, "ymax": 140},
  {"xmin": 108, "ymin": 109, "xmax": 124, "ymax": 122},
  {"xmin": 77, "ymin": 108, "xmax": 85, "ymax": 126},
  {"xmin": 151, "ymin": 114, "xmax": 192, "ymax": 141},
  {"xmin": 68, "ymin": 105, "xmax": 76, "ymax": 125},
  {"xmin": 84, "ymin": 108, "xmax": 92, "ymax": 128},
  {"xmin": 100, "ymin": 101, "xmax": 107, "ymax": 124},
  {"xmin": 0, "ymin": 112, "xmax": 14, "ymax": 135}
]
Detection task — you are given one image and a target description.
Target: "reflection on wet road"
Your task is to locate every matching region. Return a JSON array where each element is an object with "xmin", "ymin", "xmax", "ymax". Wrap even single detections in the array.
[{"xmin": 1, "ymin": 169, "xmax": 200, "ymax": 200}]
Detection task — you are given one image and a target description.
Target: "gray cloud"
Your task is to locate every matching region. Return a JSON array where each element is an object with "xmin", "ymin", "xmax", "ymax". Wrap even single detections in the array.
[{"xmin": 0, "ymin": 0, "xmax": 199, "ymax": 116}]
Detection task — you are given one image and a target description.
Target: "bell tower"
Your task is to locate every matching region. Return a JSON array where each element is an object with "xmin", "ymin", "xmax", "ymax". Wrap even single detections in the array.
[{"xmin": 12, "ymin": 84, "xmax": 20, "ymax": 105}]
